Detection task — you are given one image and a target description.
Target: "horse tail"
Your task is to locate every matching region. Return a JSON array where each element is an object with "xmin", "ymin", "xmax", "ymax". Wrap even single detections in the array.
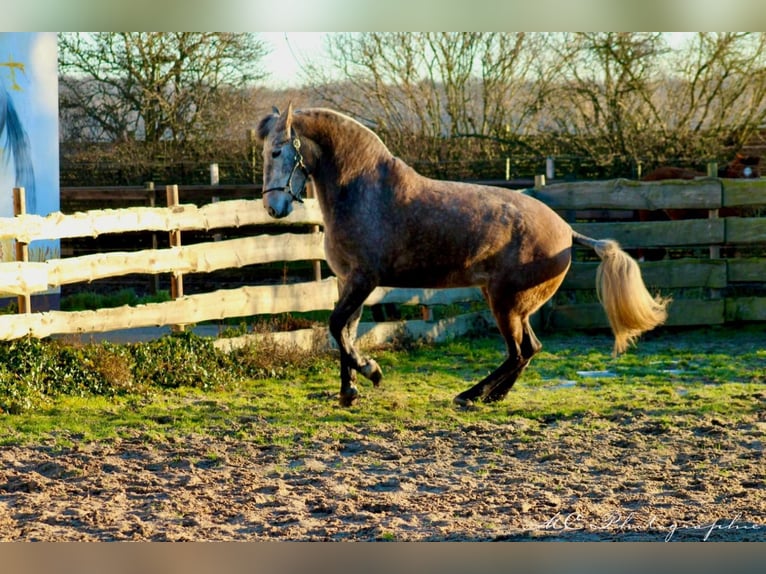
[
  {"xmin": 0, "ymin": 86, "xmax": 36, "ymax": 213},
  {"xmin": 572, "ymin": 231, "xmax": 670, "ymax": 355}
]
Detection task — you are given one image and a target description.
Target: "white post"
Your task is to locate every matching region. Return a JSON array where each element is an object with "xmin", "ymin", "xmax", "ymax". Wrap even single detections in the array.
[{"xmin": 546, "ymin": 157, "xmax": 555, "ymax": 180}]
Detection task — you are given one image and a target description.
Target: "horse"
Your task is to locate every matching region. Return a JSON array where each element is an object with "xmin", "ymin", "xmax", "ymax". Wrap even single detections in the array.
[
  {"xmin": 643, "ymin": 153, "xmax": 760, "ymax": 183},
  {"xmin": 257, "ymin": 104, "xmax": 669, "ymax": 407},
  {"xmin": 641, "ymin": 153, "xmax": 760, "ymax": 219},
  {"xmin": 636, "ymin": 154, "xmax": 761, "ymax": 260}
]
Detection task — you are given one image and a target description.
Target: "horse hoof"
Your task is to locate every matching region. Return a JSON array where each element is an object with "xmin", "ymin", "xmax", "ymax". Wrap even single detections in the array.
[
  {"xmin": 453, "ymin": 395, "xmax": 474, "ymax": 408},
  {"xmin": 361, "ymin": 359, "xmax": 383, "ymax": 387},
  {"xmin": 339, "ymin": 387, "xmax": 359, "ymax": 407}
]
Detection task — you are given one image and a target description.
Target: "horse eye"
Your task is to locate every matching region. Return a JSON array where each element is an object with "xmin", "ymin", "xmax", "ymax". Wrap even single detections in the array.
[{"xmin": 271, "ymin": 149, "xmax": 281, "ymax": 159}]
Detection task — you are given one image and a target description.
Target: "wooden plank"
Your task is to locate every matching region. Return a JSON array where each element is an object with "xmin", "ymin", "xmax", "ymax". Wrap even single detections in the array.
[
  {"xmin": 60, "ymin": 184, "xmax": 262, "ymax": 205},
  {"xmin": 572, "ymin": 219, "xmax": 725, "ymax": 248},
  {"xmin": 214, "ymin": 311, "xmax": 494, "ymax": 353},
  {"xmin": 60, "ymin": 187, "xmax": 153, "ymax": 202},
  {"xmin": 0, "ymin": 277, "xmax": 492, "ymax": 341},
  {"xmin": 546, "ymin": 302, "xmax": 608, "ymax": 330},
  {"xmin": 366, "ymin": 286, "xmax": 483, "ymax": 306},
  {"xmin": 0, "ymin": 233, "xmax": 327, "ymax": 294},
  {"xmin": 0, "ymin": 279, "xmax": 341, "ymax": 340},
  {"xmin": 547, "ymin": 299, "xmax": 725, "ymax": 331},
  {"xmin": 728, "ymin": 258, "xmax": 766, "ymax": 283},
  {"xmin": 0, "ymin": 262, "xmax": 48, "ymax": 296},
  {"xmin": 526, "ymin": 178, "xmax": 721, "ymax": 210},
  {"xmin": 654, "ymin": 299, "xmax": 726, "ymax": 327},
  {"xmin": 725, "ymin": 217, "xmax": 766, "ymax": 244},
  {"xmin": 722, "ymin": 179, "xmax": 766, "ymax": 208},
  {"xmin": 725, "ymin": 297, "xmax": 766, "ymax": 321},
  {"xmin": 563, "ymin": 259, "xmax": 728, "ymax": 290},
  {"xmin": 0, "ymin": 198, "xmax": 324, "ymax": 242}
]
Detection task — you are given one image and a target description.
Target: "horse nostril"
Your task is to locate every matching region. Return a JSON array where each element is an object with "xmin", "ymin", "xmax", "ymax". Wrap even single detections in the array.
[{"xmin": 268, "ymin": 206, "xmax": 277, "ymax": 217}]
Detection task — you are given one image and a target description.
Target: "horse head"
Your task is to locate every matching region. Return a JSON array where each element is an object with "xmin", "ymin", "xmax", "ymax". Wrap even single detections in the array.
[
  {"xmin": 720, "ymin": 153, "xmax": 761, "ymax": 178},
  {"xmin": 256, "ymin": 103, "xmax": 311, "ymax": 219}
]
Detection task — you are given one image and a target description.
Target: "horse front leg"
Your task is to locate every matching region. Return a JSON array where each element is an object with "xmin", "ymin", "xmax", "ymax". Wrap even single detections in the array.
[
  {"xmin": 329, "ymin": 275, "xmax": 383, "ymax": 406},
  {"xmin": 344, "ymin": 303, "xmax": 383, "ymax": 386}
]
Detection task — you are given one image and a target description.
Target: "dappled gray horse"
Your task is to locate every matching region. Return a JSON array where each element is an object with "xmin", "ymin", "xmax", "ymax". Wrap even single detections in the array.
[{"xmin": 257, "ymin": 105, "xmax": 669, "ymax": 407}]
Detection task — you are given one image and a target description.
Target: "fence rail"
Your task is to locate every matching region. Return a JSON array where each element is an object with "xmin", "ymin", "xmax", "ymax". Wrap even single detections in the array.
[{"xmin": 0, "ymin": 177, "xmax": 764, "ymax": 347}]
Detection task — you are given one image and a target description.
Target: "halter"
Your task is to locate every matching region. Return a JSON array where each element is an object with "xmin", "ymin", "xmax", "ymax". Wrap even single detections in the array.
[{"xmin": 264, "ymin": 133, "xmax": 310, "ymax": 203}]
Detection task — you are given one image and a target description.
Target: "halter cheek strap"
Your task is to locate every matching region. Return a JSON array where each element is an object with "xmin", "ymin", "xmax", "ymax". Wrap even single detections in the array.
[{"xmin": 264, "ymin": 134, "xmax": 310, "ymax": 203}]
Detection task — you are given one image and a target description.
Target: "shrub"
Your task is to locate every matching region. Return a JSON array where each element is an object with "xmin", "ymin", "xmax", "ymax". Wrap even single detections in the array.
[
  {"xmin": 0, "ymin": 330, "xmax": 332, "ymax": 414},
  {"xmin": 129, "ymin": 331, "xmax": 234, "ymax": 390}
]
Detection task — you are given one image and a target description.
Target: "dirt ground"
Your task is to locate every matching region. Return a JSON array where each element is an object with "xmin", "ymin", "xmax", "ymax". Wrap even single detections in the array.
[{"xmin": 1, "ymin": 404, "xmax": 764, "ymax": 542}]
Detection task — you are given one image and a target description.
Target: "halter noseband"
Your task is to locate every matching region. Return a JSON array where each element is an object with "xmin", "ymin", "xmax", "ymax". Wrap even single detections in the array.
[{"xmin": 264, "ymin": 134, "xmax": 310, "ymax": 203}]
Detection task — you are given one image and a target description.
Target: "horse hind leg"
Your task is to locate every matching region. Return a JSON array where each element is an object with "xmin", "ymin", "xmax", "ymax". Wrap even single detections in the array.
[
  {"xmin": 453, "ymin": 313, "xmax": 539, "ymax": 406},
  {"xmin": 454, "ymin": 272, "xmax": 560, "ymax": 407},
  {"xmin": 484, "ymin": 317, "xmax": 541, "ymax": 402},
  {"xmin": 453, "ymin": 286, "xmax": 542, "ymax": 406}
]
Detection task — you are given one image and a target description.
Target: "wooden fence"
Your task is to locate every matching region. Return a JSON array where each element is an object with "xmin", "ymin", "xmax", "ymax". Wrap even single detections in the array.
[
  {"xmin": 527, "ymin": 176, "xmax": 766, "ymax": 330},
  {"xmin": 0, "ymin": 176, "xmax": 764, "ymax": 350}
]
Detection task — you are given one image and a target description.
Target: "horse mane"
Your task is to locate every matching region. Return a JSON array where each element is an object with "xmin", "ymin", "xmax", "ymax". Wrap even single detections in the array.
[
  {"xmin": 283, "ymin": 107, "xmax": 394, "ymax": 186},
  {"xmin": 298, "ymin": 108, "xmax": 394, "ymax": 185}
]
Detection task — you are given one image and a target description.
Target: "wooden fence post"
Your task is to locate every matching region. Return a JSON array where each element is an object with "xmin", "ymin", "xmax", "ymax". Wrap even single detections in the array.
[
  {"xmin": 532, "ymin": 175, "xmax": 550, "ymax": 331},
  {"xmin": 305, "ymin": 180, "xmax": 322, "ymax": 283},
  {"xmin": 708, "ymin": 161, "xmax": 721, "ymax": 261},
  {"xmin": 248, "ymin": 128, "xmax": 258, "ymax": 184},
  {"xmin": 13, "ymin": 187, "xmax": 30, "ymax": 314},
  {"xmin": 210, "ymin": 163, "xmax": 222, "ymax": 243},
  {"xmin": 166, "ymin": 184, "xmax": 185, "ymax": 332},
  {"xmin": 146, "ymin": 182, "xmax": 160, "ymax": 295}
]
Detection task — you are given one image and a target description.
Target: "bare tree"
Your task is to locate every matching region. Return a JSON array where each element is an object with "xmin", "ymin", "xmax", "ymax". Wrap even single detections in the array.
[
  {"xmin": 59, "ymin": 33, "xmax": 268, "ymax": 144},
  {"xmin": 60, "ymin": 33, "xmax": 766, "ymax": 184},
  {"xmin": 659, "ymin": 32, "xmax": 766, "ymax": 162},
  {"xmin": 536, "ymin": 32, "xmax": 766, "ymax": 171},
  {"xmin": 309, "ymin": 32, "xmax": 553, "ymax": 169},
  {"xmin": 542, "ymin": 33, "xmax": 670, "ymax": 169}
]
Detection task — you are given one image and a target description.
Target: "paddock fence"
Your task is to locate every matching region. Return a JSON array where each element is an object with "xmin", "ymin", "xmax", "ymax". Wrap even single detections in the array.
[{"xmin": 0, "ymin": 176, "xmax": 764, "ymax": 350}]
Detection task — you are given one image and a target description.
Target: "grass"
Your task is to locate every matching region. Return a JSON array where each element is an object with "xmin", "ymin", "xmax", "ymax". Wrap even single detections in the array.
[
  {"xmin": 0, "ymin": 324, "xmax": 763, "ymax": 446},
  {"xmin": 60, "ymin": 288, "xmax": 171, "ymax": 311}
]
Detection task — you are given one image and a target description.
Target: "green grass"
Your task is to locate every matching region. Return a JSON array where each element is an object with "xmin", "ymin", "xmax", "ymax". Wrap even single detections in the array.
[
  {"xmin": 0, "ymin": 324, "xmax": 763, "ymax": 446},
  {"xmin": 60, "ymin": 288, "xmax": 171, "ymax": 311}
]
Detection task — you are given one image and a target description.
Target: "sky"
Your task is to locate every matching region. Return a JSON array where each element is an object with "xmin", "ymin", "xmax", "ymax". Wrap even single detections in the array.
[
  {"xmin": 257, "ymin": 32, "xmax": 695, "ymax": 89},
  {"xmin": 258, "ymin": 32, "xmax": 329, "ymax": 88}
]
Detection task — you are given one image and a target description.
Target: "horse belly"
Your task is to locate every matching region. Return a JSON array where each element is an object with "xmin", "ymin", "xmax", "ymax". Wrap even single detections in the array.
[{"xmin": 380, "ymin": 265, "xmax": 488, "ymax": 289}]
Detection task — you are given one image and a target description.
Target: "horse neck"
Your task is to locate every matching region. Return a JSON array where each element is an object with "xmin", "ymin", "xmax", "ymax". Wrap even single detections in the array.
[{"xmin": 297, "ymin": 111, "xmax": 391, "ymax": 188}]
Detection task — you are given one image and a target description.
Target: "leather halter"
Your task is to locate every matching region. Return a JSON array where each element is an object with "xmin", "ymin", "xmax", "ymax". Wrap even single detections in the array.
[{"xmin": 264, "ymin": 133, "xmax": 310, "ymax": 203}]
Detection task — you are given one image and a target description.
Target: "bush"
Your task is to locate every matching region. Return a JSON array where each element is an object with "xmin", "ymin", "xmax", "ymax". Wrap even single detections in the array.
[
  {"xmin": 228, "ymin": 334, "xmax": 331, "ymax": 380},
  {"xmin": 129, "ymin": 331, "xmax": 235, "ymax": 390},
  {"xmin": 0, "ymin": 330, "xmax": 333, "ymax": 414},
  {"xmin": 0, "ymin": 338, "xmax": 138, "ymax": 413}
]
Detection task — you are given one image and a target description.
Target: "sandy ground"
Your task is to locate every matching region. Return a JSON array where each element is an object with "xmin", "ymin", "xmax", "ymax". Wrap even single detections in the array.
[{"xmin": 1, "ymin": 404, "xmax": 764, "ymax": 542}]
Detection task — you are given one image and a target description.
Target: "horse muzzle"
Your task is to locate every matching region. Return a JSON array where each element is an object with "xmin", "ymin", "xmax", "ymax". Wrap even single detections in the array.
[{"xmin": 263, "ymin": 189, "xmax": 294, "ymax": 219}]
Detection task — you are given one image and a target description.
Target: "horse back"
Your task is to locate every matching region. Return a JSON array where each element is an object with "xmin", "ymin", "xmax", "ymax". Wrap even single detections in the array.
[
  {"xmin": 328, "ymin": 162, "xmax": 573, "ymax": 288},
  {"xmin": 641, "ymin": 166, "xmax": 702, "ymax": 181}
]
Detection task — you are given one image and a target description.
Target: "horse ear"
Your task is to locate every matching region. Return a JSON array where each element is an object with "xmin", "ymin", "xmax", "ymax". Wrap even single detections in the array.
[
  {"xmin": 256, "ymin": 110, "xmax": 279, "ymax": 141},
  {"xmin": 284, "ymin": 101, "xmax": 294, "ymax": 134},
  {"xmin": 272, "ymin": 105, "xmax": 280, "ymax": 115}
]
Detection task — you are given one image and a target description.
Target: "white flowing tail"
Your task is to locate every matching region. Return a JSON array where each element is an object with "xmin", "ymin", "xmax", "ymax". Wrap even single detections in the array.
[{"xmin": 573, "ymin": 232, "xmax": 670, "ymax": 354}]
